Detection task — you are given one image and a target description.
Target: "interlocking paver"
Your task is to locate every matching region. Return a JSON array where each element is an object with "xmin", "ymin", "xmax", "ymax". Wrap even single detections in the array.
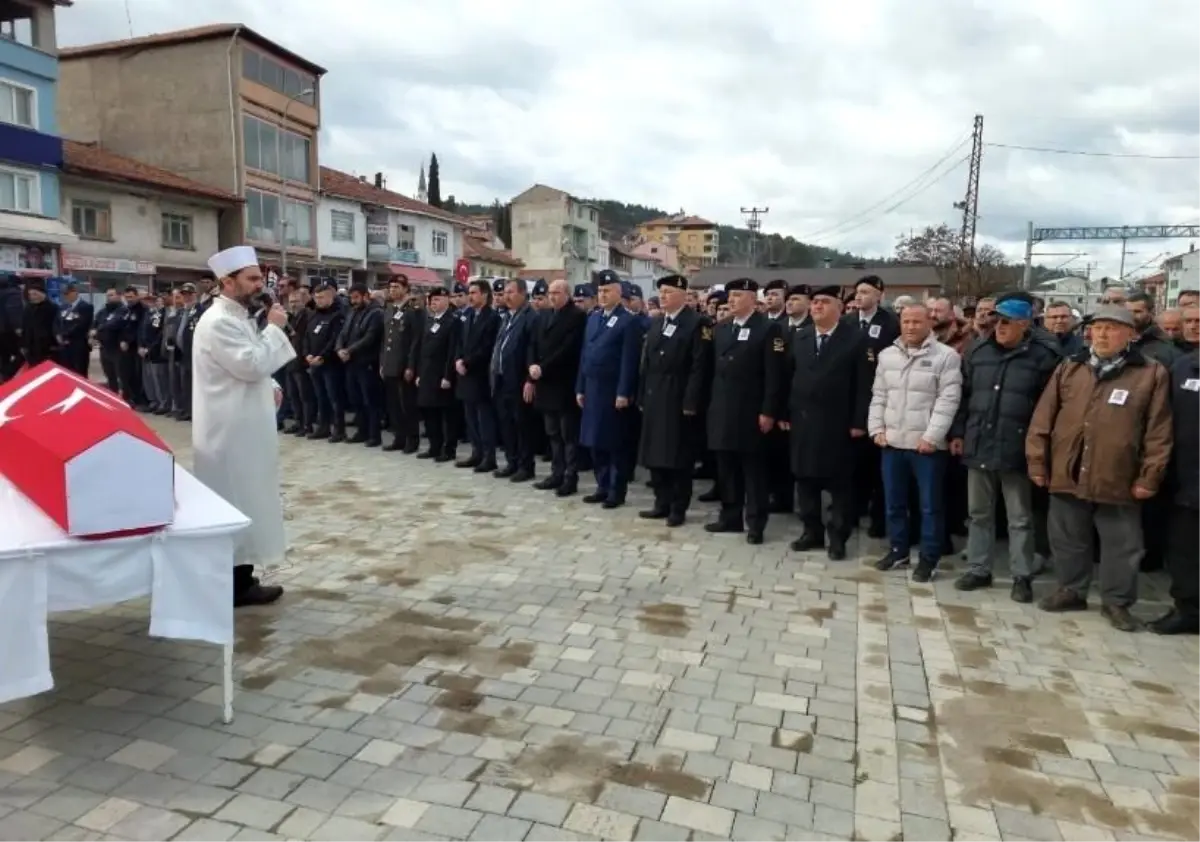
[{"xmin": 3, "ymin": 416, "xmax": 1197, "ymax": 842}]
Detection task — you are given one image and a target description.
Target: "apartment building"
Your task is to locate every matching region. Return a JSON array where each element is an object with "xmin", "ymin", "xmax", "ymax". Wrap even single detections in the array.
[
  {"xmin": 56, "ymin": 24, "xmax": 325, "ymax": 274},
  {"xmin": 637, "ymin": 213, "xmax": 718, "ymax": 272},
  {"xmin": 510, "ymin": 184, "xmax": 600, "ymax": 286},
  {"xmin": 0, "ymin": 0, "xmax": 76, "ymax": 278},
  {"xmin": 1164, "ymin": 245, "xmax": 1199, "ymax": 305}
]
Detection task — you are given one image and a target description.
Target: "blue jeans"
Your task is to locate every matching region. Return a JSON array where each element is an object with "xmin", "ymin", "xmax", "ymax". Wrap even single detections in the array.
[
  {"xmin": 881, "ymin": 447, "xmax": 947, "ymax": 562},
  {"xmin": 310, "ymin": 365, "xmax": 345, "ymax": 431},
  {"xmin": 345, "ymin": 363, "xmax": 383, "ymax": 441}
]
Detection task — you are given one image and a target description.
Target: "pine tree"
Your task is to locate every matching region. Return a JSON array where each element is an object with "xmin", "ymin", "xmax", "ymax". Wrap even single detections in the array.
[{"xmin": 427, "ymin": 154, "xmax": 442, "ymax": 207}]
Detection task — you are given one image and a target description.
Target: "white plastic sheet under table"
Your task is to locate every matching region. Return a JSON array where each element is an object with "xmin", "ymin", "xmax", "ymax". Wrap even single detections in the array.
[{"xmin": 0, "ymin": 465, "xmax": 250, "ymax": 721}]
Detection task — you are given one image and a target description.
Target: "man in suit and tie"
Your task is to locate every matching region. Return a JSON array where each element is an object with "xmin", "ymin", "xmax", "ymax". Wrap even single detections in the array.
[
  {"xmin": 784, "ymin": 285, "xmax": 874, "ymax": 560},
  {"xmin": 529, "ymin": 279, "xmax": 588, "ymax": 496},
  {"xmin": 491, "ymin": 278, "xmax": 540, "ymax": 482},
  {"xmin": 576, "ymin": 270, "xmax": 641, "ymax": 508},
  {"xmin": 455, "ymin": 279, "xmax": 502, "ymax": 472}
]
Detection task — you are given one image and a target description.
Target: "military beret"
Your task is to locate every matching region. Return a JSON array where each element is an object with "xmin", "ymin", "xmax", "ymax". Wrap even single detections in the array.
[
  {"xmin": 593, "ymin": 269, "xmax": 622, "ymax": 287},
  {"xmin": 620, "ymin": 281, "xmax": 635, "ymax": 300},
  {"xmin": 180, "ymin": 282, "xmax": 197, "ymax": 293},
  {"xmin": 427, "ymin": 286, "xmax": 449, "ymax": 298},
  {"xmin": 708, "ymin": 289, "xmax": 728, "ymax": 304},
  {"xmin": 764, "ymin": 279, "xmax": 788, "ymax": 293},
  {"xmin": 788, "ymin": 284, "xmax": 811, "ymax": 298},
  {"xmin": 811, "ymin": 285, "xmax": 842, "ymax": 300},
  {"xmin": 629, "ymin": 283, "xmax": 644, "ymax": 299},
  {"xmin": 857, "ymin": 274, "xmax": 884, "ymax": 292},
  {"xmin": 531, "ymin": 279, "xmax": 548, "ymax": 296},
  {"xmin": 452, "ymin": 282, "xmax": 467, "ymax": 295},
  {"xmin": 492, "ymin": 278, "xmax": 506, "ymax": 293},
  {"xmin": 657, "ymin": 274, "xmax": 688, "ymax": 290},
  {"xmin": 724, "ymin": 277, "xmax": 759, "ymax": 293}
]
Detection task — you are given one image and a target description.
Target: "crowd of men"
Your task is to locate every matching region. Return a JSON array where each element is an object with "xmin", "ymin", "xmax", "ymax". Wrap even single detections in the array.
[{"xmin": 0, "ymin": 269, "xmax": 1196, "ymax": 636}]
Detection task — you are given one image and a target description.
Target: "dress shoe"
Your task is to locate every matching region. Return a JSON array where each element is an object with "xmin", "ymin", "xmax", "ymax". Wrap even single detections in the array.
[
  {"xmin": 954, "ymin": 572, "xmax": 993, "ymax": 591},
  {"xmin": 234, "ymin": 583, "xmax": 284, "ymax": 608},
  {"xmin": 456, "ymin": 456, "xmax": 481, "ymax": 469},
  {"xmin": 639, "ymin": 509, "xmax": 669, "ymax": 520},
  {"xmin": 475, "ymin": 458, "xmax": 498, "ymax": 473},
  {"xmin": 1100, "ymin": 604, "xmax": 1141, "ymax": 632},
  {"xmin": 1038, "ymin": 588, "xmax": 1088, "ymax": 613},
  {"xmin": 534, "ymin": 475, "xmax": 563, "ymax": 491},
  {"xmin": 704, "ymin": 522, "xmax": 743, "ymax": 534},
  {"xmin": 746, "ymin": 532, "xmax": 764, "ymax": 545},
  {"xmin": 827, "ymin": 539, "xmax": 847, "ymax": 561},
  {"xmin": 329, "ymin": 431, "xmax": 346, "ymax": 443},
  {"xmin": 789, "ymin": 533, "xmax": 824, "ymax": 552},
  {"xmin": 434, "ymin": 453, "xmax": 455, "ymax": 463},
  {"xmin": 556, "ymin": 480, "xmax": 579, "ymax": 497},
  {"xmin": 601, "ymin": 498, "xmax": 624, "ymax": 509},
  {"xmin": 1148, "ymin": 610, "xmax": 1200, "ymax": 635},
  {"xmin": 309, "ymin": 427, "xmax": 330, "ymax": 440},
  {"xmin": 494, "ymin": 465, "xmax": 518, "ymax": 479},
  {"xmin": 582, "ymin": 492, "xmax": 607, "ymax": 504},
  {"xmin": 404, "ymin": 441, "xmax": 420, "ymax": 454},
  {"xmin": 666, "ymin": 513, "xmax": 686, "ymax": 528},
  {"xmin": 510, "ymin": 469, "xmax": 535, "ymax": 483},
  {"xmin": 364, "ymin": 438, "xmax": 382, "ymax": 448},
  {"xmin": 383, "ymin": 441, "xmax": 404, "ymax": 452},
  {"xmin": 1010, "ymin": 576, "xmax": 1033, "ymax": 604},
  {"xmin": 347, "ymin": 433, "xmax": 367, "ymax": 444},
  {"xmin": 417, "ymin": 450, "xmax": 436, "ymax": 459}
]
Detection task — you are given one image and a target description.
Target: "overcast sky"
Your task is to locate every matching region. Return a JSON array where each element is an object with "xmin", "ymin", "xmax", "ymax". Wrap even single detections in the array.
[{"xmin": 57, "ymin": 0, "xmax": 1200, "ymax": 280}]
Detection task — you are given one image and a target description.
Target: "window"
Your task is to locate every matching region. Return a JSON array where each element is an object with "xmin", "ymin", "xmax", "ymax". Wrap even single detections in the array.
[
  {"xmin": 71, "ymin": 200, "xmax": 111, "ymax": 240},
  {"xmin": 241, "ymin": 48, "xmax": 316, "ymax": 106},
  {"xmin": 330, "ymin": 210, "xmax": 354, "ymax": 242},
  {"xmin": 245, "ymin": 189, "xmax": 311, "ymax": 247},
  {"xmin": 397, "ymin": 224, "xmax": 415, "ymax": 250},
  {"xmin": 0, "ymin": 80, "xmax": 34, "ymax": 129},
  {"xmin": 161, "ymin": 213, "xmax": 193, "ymax": 249},
  {"xmin": 432, "ymin": 229, "xmax": 448, "ymax": 257},
  {"xmin": 243, "ymin": 114, "xmax": 310, "ymax": 182},
  {"xmin": 0, "ymin": 167, "xmax": 35, "ymax": 212},
  {"xmin": 589, "ymin": 209, "xmax": 597, "ymax": 223}
]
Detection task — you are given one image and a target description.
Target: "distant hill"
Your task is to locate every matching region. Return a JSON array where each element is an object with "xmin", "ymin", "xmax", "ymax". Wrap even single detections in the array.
[{"xmin": 454, "ymin": 198, "xmax": 869, "ymax": 268}]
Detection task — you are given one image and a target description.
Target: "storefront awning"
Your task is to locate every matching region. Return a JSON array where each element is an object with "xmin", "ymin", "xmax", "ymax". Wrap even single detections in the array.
[
  {"xmin": 388, "ymin": 264, "xmax": 443, "ymax": 286},
  {"xmin": 0, "ymin": 212, "xmax": 79, "ymax": 246}
]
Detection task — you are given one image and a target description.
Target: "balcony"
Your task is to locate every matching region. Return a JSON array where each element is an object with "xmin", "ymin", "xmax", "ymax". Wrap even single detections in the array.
[
  {"xmin": 390, "ymin": 247, "xmax": 420, "ymax": 265},
  {"xmin": 0, "ymin": 121, "xmax": 61, "ymax": 169},
  {"xmin": 0, "ymin": 0, "xmax": 60, "ymax": 74}
]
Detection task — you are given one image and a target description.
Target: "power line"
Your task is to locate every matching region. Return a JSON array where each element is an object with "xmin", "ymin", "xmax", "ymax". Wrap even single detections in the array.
[
  {"xmin": 986, "ymin": 142, "xmax": 1198, "ymax": 160},
  {"xmin": 796, "ymin": 131, "xmax": 972, "ymax": 242}
]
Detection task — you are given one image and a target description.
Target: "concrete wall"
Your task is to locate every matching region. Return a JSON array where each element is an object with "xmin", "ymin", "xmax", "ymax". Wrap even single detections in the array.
[
  {"xmin": 1167, "ymin": 250, "xmax": 1199, "ymax": 303},
  {"xmin": 59, "ymin": 177, "xmax": 221, "ymax": 271},
  {"xmin": 511, "ymin": 190, "xmax": 567, "ymax": 271},
  {"xmin": 316, "ymin": 195, "xmax": 365, "ymax": 264}
]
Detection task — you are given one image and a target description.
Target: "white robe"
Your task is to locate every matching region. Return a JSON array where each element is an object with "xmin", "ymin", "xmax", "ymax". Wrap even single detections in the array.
[{"xmin": 191, "ymin": 296, "xmax": 296, "ymax": 566}]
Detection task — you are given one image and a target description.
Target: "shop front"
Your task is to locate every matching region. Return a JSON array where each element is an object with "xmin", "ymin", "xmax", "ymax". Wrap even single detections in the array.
[{"xmin": 60, "ymin": 253, "xmax": 156, "ymax": 304}]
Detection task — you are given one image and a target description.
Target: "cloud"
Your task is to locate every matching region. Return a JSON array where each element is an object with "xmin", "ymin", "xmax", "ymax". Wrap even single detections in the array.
[{"xmin": 56, "ymin": 0, "xmax": 1200, "ymax": 280}]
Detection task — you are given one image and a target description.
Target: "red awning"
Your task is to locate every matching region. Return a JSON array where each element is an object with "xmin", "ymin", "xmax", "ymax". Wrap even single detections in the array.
[{"xmin": 388, "ymin": 265, "xmax": 443, "ymax": 286}]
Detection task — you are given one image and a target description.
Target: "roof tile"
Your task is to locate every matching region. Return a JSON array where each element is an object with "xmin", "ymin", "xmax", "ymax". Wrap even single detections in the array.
[
  {"xmin": 463, "ymin": 234, "xmax": 523, "ymax": 267},
  {"xmin": 319, "ymin": 166, "xmax": 471, "ymax": 228},
  {"xmin": 62, "ymin": 140, "xmax": 240, "ymax": 203}
]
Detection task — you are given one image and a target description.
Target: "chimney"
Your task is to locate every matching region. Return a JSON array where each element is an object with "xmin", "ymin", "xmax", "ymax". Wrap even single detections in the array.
[
  {"xmin": 823, "ymin": 258, "xmax": 832, "ymax": 269},
  {"xmin": 374, "ymin": 172, "xmax": 384, "ymax": 189}
]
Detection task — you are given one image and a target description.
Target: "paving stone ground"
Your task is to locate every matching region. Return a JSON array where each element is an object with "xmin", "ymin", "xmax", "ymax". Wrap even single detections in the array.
[{"xmin": 1, "ymin": 415, "xmax": 1198, "ymax": 841}]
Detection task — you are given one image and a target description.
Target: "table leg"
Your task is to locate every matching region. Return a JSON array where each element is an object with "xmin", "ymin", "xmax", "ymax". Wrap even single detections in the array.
[{"xmin": 222, "ymin": 643, "xmax": 234, "ymax": 723}]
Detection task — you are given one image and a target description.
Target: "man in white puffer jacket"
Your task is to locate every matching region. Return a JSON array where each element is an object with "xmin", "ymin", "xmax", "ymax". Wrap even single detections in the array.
[{"xmin": 867, "ymin": 303, "xmax": 963, "ymax": 581}]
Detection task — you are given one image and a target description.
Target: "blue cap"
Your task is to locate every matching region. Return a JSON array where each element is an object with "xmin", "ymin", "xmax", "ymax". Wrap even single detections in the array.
[
  {"xmin": 630, "ymin": 283, "xmax": 644, "ymax": 299},
  {"xmin": 708, "ymin": 289, "xmax": 728, "ymax": 304},
  {"xmin": 593, "ymin": 269, "xmax": 622, "ymax": 288},
  {"xmin": 573, "ymin": 284, "xmax": 595, "ymax": 298},
  {"xmin": 531, "ymin": 279, "xmax": 548, "ymax": 296},
  {"xmin": 995, "ymin": 298, "xmax": 1033, "ymax": 320},
  {"xmin": 492, "ymin": 278, "xmax": 506, "ymax": 293},
  {"xmin": 453, "ymin": 282, "xmax": 467, "ymax": 295},
  {"xmin": 620, "ymin": 281, "xmax": 635, "ymax": 300}
]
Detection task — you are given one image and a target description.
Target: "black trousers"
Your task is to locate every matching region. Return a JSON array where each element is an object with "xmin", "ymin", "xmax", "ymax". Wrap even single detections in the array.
[
  {"xmin": 60, "ymin": 342, "xmax": 90, "ymax": 377},
  {"xmin": 766, "ymin": 429, "xmax": 794, "ymax": 512},
  {"xmin": 117, "ymin": 350, "xmax": 144, "ymax": 405},
  {"xmin": 99, "ymin": 346, "xmax": 121, "ymax": 392},
  {"xmin": 287, "ymin": 366, "xmax": 318, "ymax": 431},
  {"xmin": 422, "ymin": 406, "xmax": 456, "ymax": 457},
  {"xmin": 496, "ymin": 386, "xmax": 538, "ymax": 471},
  {"xmin": 650, "ymin": 467, "xmax": 693, "ymax": 516},
  {"xmin": 544, "ymin": 407, "xmax": 581, "ymax": 480},
  {"xmin": 797, "ymin": 474, "xmax": 854, "ymax": 541},
  {"xmin": 384, "ymin": 375, "xmax": 421, "ymax": 447},
  {"xmin": 1166, "ymin": 505, "xmax": 1199, "ymax": 619},
  {"xmin": 853, "ymin": 436, "xmax": 885, "ymax": 529},
  {"xmin": 1141, "ymin": 492, "xmax": 1171, "ymax": 572},
  {"xmin": 0, "ymin": 331, "xmax": 20, "ymax": 381},
  {"xmin": 716, "ymin": 449, "xmax": 769, "ymax": 533}
]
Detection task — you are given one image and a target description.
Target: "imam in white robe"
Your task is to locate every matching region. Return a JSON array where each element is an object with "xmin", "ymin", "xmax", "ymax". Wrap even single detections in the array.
[{"xmin": 190, "ymin": 296, "xmax": 296, "ymax": 566}]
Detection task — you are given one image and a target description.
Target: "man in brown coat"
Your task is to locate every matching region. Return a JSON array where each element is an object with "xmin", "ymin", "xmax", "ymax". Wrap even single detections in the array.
[{"xmin": 1026, "ymin": 306, "xmax": 1174, "ymax": 631}]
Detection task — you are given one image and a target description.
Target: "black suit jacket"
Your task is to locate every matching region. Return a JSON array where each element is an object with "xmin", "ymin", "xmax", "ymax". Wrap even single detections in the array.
[
  {"xmin": 491, "ymin": 304, "xmax": 537, "ymax": 395},
  {"xmin": 530, "ymin": 304, "xmax": 587, "ymax": 412},
  {"xmin": 455, "ymin": 305, "xmax": 500, "ymax": 403}
]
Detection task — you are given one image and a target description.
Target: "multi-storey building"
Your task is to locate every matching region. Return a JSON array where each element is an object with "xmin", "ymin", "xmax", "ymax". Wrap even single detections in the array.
[
  {"xmin": 1163, "ymin": 245, "xmax": 1199, "ymax": 305},
  {"xmin": 510, "ymin": 184, "xmax": 600, "ymax": 286},
  {"xmin": 317, "ymin": 167, "xmax": 469, "ymax": 288},
  {"xmin": 0, "ymin": 0, "xmax": 76, "ymax": 279},
  {"xmin": 56, "ymin": 24, "xmax": 325, "ymax": 276},
  {"xmin": 636, "ymin": 213, "xmax": 718, "ymax": 273}
]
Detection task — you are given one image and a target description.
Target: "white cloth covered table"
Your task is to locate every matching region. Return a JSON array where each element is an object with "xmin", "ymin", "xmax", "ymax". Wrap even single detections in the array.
[{"xmin": 0, "ymin": 465, "xmax": 249, "ymax": 719}]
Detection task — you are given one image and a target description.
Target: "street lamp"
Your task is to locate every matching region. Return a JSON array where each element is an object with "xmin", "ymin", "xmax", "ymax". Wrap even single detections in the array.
[{"xmin": 277, "ymin": 87, "xmax": 314, "ymax": 283}]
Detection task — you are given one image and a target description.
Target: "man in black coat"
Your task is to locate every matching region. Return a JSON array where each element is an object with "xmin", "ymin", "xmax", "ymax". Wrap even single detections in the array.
[
  {"xmin": 380, "ymin": 274, "xmax": 425, "ymax": 452},
  {"xmin": 454, "ymin": 279, "xmax": 502, "ymax": 472},
  {"xmin": 116, "ymin": 285, "xmax": 148, "ymax": 408},
  {"xmin": 528, "ymin": 278, "xmax": 587, "ymax": 496},
  {"xmin": 336, "ymin": 284, "xmax": 386, "ymax": 447},
  {"xmin": 704, "ymin": 278, "xmax": 787, "ymax": 545},
  {"xmin": 93, "ymin": 288, "xmax": 125, "ymax": 392},
  {"xmin": 20, "ymin": 280, "xmax": 57, "ymax": 367},
  {"xmin": 490, "ymin": 278, "xmax": 540, "ymax": 481},
  {"xmin": 845, "ymin": 275, "xmax": 900, "ymax": 537},
  {"xmin": 304, "ymin": 284, "xmax": 348, "ymax": 441},
  {"xmin": 0, "ymin": 273, "xmax": 22, "ymax": 381},
  {"xmin": 784, "ymin": 285, "xmax": 873, "ymax": 560},
  {"xmin": 637, "ymin": 273, "xmax": 713, "ymax": 527},
  {"xmin": 283, "ymin": 284, "xmax": 317, "ymax": 436},
  {"xmin": 55, "ymin": 281, "xmax": 94, "ymax": 377},
  {"xmin": 415, "ymin": 287, "xmax": 459, "ymax": 462}
]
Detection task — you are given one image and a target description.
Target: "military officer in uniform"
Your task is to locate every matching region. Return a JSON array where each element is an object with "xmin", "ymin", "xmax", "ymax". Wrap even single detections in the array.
[
  {"xmin": 380, "ymin": 274, "xmax": 425, "ymax": 452},
  {"xmin": 55, "ymin": 281, "xmax": 93, "ymax": 376},
  {"xmin": 415, "ymin": 287, "xmax": 459, "ymax": 462},
  {"xmin": 784, "ymin": 285, "xmax": 873, "ymax": 560},
  {"xmin": 637, "ymin": 273, "xmax": 713, "ymax": 527},
  {"xmin": 785, "ymin": 284, "xmax": 812, "ymax": 332},
  {"xmin": 704, "ymin": 278, "xmax": 787, "ymax": 544}
]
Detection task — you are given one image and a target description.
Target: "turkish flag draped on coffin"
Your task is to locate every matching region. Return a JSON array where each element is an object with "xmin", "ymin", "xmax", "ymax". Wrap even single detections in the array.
[{"xmin": 0, "ymin": 362, "xmax": 175, "ymax": 538}]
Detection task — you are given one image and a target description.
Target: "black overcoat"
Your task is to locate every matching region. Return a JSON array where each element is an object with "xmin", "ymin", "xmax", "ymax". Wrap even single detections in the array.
[
  {"xmin": 707, "ymin": 311, "xmax": 786, "ymax": 452},
  {"xmin": 638, "ymin": 307, "xmax": 712, "ymax": 469}
]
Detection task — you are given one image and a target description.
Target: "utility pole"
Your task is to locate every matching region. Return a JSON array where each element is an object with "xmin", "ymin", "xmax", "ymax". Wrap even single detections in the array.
[
  {"xmin": 741, "ymin": 207, "xmax": 768, "ymax": 268},
  {"xmin": 1118, "ymin": 228, "xmax": 1130, "ymax": 279},
  {"xmin": 954, "ymin": 114, "xmax": 984, "ymax": 295}
]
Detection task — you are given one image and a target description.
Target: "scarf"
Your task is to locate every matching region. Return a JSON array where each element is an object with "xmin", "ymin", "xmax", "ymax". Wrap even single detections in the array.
[{"xmin": 1088, "ymin": 349, "xmax": 1128, "ymax": 381}]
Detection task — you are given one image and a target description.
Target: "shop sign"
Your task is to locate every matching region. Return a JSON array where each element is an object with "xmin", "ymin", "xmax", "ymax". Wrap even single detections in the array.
[
  {"xmin": 61, "ymin": 253, "xmax": 156, "ymax": 275},
  {"xmin": 0, "ymin": 242, "xmax": 58, "ymax": 277}
]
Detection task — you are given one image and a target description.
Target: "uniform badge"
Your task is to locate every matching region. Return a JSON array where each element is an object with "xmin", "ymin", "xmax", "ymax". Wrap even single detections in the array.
[
  {"xmin": 701, "ymin": 326, "xmax": 713, "ymax": 341},
  {"xmin": 772, "ymin": 337, "xmax": 785, "ymax": 353},
  {"xmin": 867, "ymin": 349, "xmax": 876, "ymax": 363}
]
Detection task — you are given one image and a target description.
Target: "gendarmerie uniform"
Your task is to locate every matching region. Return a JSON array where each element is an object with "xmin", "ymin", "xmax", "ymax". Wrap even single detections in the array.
[
  {"xmin": 704, "ymin": 278, "xmax": 787, "ymax": 544},
  {"xmin": 785, "ymin": 285, "xmax": 873, "ymax": 560},
  {"xmin": 414, "ymin": 288, "xmax": 459, "ymax": 461},
  {"xmin": 380, "ymin": 282, "xmax": 425, "ymax": 452},
  {"xmin": 843, "ymin": 274, "xmax": 900, "ymax": 537},
  {"xmin": 637, "ymin": 273, "xmax": 713, "ymax": 527}
]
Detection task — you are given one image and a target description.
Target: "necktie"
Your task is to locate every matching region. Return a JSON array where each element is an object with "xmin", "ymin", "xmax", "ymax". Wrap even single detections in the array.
[
  {"xmin": 817, "ymin": 334, "xmax": 828, "ymax": 356},
  {"xmin": 860, "ymin": 319, "xmax": 869, "ymax": 331}
]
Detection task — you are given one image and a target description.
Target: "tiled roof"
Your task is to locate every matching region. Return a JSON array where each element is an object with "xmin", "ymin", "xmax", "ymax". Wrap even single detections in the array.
[
  {"xmin": 59, "ymin": 23, "xmax": 326, "ymax": 75},
  {"xmin": 319, "ymin": 167, "xmax": 471, "ymax": 228},
  {"xmin": 463, "ymin": 234, "xmax": 523, "ymax": 268},
  {"xmin": 62, "ymin": 140, "xmax": 240, "ymax": 203},
  {"xmin": 517, "ymin": 268, "xmax": 568, "ymax": 282},
  {"xmin": 641, "ymin": 214, "xmax": 715, "ymax": 228}
]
